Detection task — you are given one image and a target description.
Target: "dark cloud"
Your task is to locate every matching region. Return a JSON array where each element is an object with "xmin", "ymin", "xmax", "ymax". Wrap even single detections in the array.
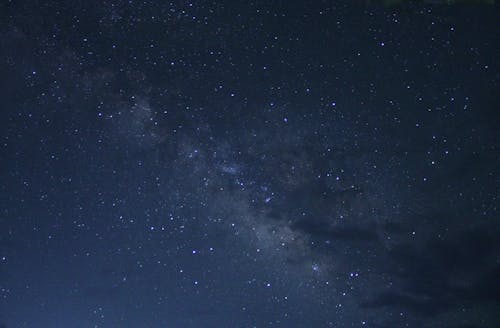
[
  {"xmin": 363, "ymin": 223, "xmax": 500, "ymax": 316},
  {"xmin": 361, "ymin": 291, "xmax": 446, "ymax": 316},
  {"xmin": 292, "ymin": 219, "xmax": 379, "ymax": 243}
]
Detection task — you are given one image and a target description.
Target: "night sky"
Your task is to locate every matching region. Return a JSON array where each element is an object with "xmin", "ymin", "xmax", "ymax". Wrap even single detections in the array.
[{"xmin": 1, "ymin": 1, "xmax": 499, "ymax": 327}]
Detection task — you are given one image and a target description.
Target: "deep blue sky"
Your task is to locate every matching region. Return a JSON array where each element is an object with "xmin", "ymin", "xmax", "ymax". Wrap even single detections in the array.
[{"xmin": 0, "ymin": 1, "xmax": 499, "ymax": 327}]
